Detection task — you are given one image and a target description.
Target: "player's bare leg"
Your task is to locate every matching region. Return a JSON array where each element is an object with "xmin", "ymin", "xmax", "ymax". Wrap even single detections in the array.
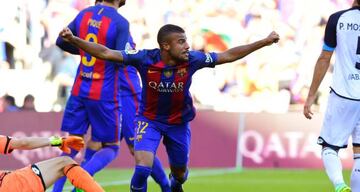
[
  {"xmin": 36, "ymin": 156, "xmax": 104, "ymax": 191},
  {"xmin": 52, "ymin": 134, "xmax": 83, "ymax": 192},
  {"xmin": 73, "ymin": 140, "xmax": 119, "ymax": 192},
  {"xmin": 35, "ymin": 156, "xmax": 75, "ymax": 188}
]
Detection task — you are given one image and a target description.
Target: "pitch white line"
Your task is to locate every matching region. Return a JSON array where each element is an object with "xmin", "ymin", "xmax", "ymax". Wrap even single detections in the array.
[{"xmin": 58, "ymin": 168, "xmax": 241, "ymax": 190}]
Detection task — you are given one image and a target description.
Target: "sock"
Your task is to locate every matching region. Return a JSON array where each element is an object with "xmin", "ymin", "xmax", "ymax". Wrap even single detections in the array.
[
  {"xmin": 82, "ymin": 145, "xmax": 119, "ymax": 176},
  {"xmin": 351, "ymin": 153, "xmax": 360, "ymax": 191},
  {"xmin": 170, "ymin": 169, "xmax": 188, "ymax": 191},
  {"xmin": 81, "ymin": 148, "xmax": 97, "ymax": 167},
  {"xmin": 52, "ymin": 149, "xmax": 79, "ymax": 192},
  {"xmin": 322, "ymin": 147, "xmax": 345, "ymax": 187},
  {"xmin": 64, "ymin": 164, "xmax": 104, "ymax": 192},
  {"xmin": 130, "ymin": 165, "xmax": 152, "ymax": 192},
  {"xmin": 151, "ymin": 156, "xmax": 170, "ymax": 192}
]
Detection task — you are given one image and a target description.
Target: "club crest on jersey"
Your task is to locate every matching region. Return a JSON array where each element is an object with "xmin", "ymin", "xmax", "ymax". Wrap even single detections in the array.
[
  {"xmin": 135, "ymin": 134, "xmax": 143, "ymax": 142},
  {"xmin": 163, "ymin": 69, "xmax": 173, "ymax": 78},
  {"xmin": 125, "ymin": 49, "xmax": 139, "ymax": 55},
  {"xmin": 176, "ymin": 68, "xmax": 187, "ymax": 77}
]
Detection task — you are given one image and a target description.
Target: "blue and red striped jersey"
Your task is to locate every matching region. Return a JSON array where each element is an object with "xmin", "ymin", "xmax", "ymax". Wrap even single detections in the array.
[
  {"xmin": 119, "ymin": 35, "xmax": 141, "ymax": 96},
  {"xmin": 120, "ymin": 48, "xmax": 218, "ymax": 124},
  {"xmin": 56, "ymin": 4, "xmax": 141, "ymax": 101}
]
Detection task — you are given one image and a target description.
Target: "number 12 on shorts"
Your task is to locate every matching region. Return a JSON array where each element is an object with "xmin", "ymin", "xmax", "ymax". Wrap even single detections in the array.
[
  {"xmin": 135, "ymin": 121, "xmax": 148, "ymax": 142},
  {"xmin": 137, "ymin": 121, "xmax": 149, "ymax": 134}
]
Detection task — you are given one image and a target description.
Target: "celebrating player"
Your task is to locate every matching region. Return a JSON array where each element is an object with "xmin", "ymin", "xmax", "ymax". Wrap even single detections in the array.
[
  {"xmin": 0, "ymin": 134, "xmax": 105, "ymax": 192},
  {"xmin": 59, "ymin": 24, "xmax": 279, "ymax": 191},
  {"xmin": 54, "ymin": 0, "xmax": 170, "ymax": 191},
  {"xmin": 303, "ymin": 0, "xmax": 360, "ymax": 192}
]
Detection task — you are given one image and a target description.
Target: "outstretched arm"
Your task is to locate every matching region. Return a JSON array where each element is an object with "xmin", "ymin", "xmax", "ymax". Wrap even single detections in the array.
[
  {"xmin": 10, "ymin": 137, "xmax": 52, "ymax": 149},
  {"xmin": 59, "ymin": 27, "xmax": 124, "ymax": 63},
  {"xmin": 215, "ymin": 31, "xmax": 279, "ymax": 65},
  {"xmin": 303, "ymin": 50, "xmax": 333, "ymax": 119},
  {"xmin": 7, "ymin": 135, "xmax": 84, "ymax": 154}
]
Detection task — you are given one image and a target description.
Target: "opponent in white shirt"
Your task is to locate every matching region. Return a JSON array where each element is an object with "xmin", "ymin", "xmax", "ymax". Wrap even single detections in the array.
[{"xmin": 304, "ymin": 1, "xmax": 360, "ymax": 191}]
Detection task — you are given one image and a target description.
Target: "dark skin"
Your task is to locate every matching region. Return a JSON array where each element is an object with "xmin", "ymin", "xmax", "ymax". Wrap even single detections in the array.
[
  {"xmin": 59, "ymin": 28, "xmax": 279, "ymax": 67},
  {"xmin": 60, "ymin": 25, "xmax": 279, "ymax": 183}
]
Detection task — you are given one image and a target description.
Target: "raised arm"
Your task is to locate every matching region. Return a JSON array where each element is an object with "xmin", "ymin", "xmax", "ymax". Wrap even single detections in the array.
[
  {"xmin": 215, "ymin": 31, "xmax": 279, "ymax": 65},
  {"xmin": 59, "ymin": 27, "xmax": 124, "ymax": 63}
]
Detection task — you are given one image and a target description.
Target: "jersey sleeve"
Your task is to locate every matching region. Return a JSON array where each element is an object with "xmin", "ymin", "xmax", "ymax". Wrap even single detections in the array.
[
  {"xmin": 127, "ymin": 34, "xmax": 136, "ymax": 50},
  {"xmin": 56, "ymin": 15, "xmax": 80, "ymax": 54},
  {"xmin": 189, "ymin": 51, "xmax": 218, "ymax": 70},
  {"xmin": 323, "ymin": 13, "xmax": 340, "ymax": 51},
  {"xmin": 120, "ymin": 49, "xmax": 146, "ymax": 69},
  {"xmin": 0, "ymin": 135, "xmax": 13, "ymax": 155},
  {"xmin": 114, "ymin": 19, "xmax": 130, "ymax": 50}
]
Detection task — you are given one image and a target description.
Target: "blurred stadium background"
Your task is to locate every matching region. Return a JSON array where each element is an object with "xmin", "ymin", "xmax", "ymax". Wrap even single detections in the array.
[{"xmin": 0, "ymin": 0, "xmax": 354, "ymax": 191}]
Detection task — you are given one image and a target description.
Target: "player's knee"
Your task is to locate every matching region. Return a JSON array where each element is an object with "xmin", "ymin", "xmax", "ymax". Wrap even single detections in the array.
[
  {"xmin": 134, "ymin": 151, "xmax": 154, "ymax": 167},
  {"xmin": 170, "ymin": 168, "xmax": 188, "ymax": 184},
  {"xmin": 171, "ymin": 173, "xmax": 188, "ymax": 184},
  {"xmin": 87, "ymin": 140, "xmax": 102, "ymax": 151}
]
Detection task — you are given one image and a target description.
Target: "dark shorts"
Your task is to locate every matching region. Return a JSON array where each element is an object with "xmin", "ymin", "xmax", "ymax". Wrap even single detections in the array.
[
  {"xmin": 61, "ymin": 95, "xmax": 121, "ymax": 143},
  {"xmin": 120, "ymin": 93, "xmax": 140, "ymax": 146},
  {"xmin": 134, "ymin": 116, "xmax": 191, "ymax": 167}
]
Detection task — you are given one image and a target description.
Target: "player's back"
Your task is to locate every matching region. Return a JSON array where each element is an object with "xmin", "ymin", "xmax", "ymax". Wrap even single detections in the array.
[
  {"xmin": 326, "ymin": 7, "xmax": 360, "ymax": 100},
  {"xmin": 71, "ymin": 4, "xmax": 130, "ymax": 101}
]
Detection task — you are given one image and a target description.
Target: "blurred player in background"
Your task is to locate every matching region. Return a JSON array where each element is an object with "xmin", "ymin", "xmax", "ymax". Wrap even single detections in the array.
[
  {"xmin": 0, "ymin": 134, "xmax": 105, "ymax": 192},
  {"xmin": 59, "ymin": 23, "xmax": 279, "ymax": 191},
  {"xmin": 55, "ymin": 0, "xmax": 169, "ymax": 191},
  {"xmin": 303, "ymin": 0, "xmax": 360, "ymax": 191}
]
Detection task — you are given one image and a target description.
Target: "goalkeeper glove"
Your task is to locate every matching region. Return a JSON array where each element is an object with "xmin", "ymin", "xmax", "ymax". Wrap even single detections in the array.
[{"xmin": 50, "ymin": 136, "xmax": 85, "ymax": 154}]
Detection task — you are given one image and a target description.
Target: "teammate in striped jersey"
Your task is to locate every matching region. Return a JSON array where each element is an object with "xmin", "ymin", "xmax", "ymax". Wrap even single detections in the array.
[
  {"xmin": 54, "ymin": 0, "xmax": 169, "ymax": 191},
  {"xmin": 304, "ymin": 0, "xmax": 360, "ymax": 191},
  {"xmin": 59, "ymin": 24, "xmax": 279, "ymax": 192}
]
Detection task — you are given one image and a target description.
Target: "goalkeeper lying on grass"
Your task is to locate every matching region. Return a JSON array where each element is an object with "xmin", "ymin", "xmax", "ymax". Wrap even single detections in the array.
[{"xmin": 0, "ymin": 134, "xmax": 105, "ymax": 192}]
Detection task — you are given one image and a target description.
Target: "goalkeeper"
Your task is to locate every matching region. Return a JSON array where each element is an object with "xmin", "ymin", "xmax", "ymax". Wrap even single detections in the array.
[{"xmin": 0, "ymin": 134, "xmax": 104, "ymax": 192}]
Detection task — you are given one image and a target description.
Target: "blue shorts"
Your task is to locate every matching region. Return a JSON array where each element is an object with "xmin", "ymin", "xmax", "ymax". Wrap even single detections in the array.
[
  {"xmin": 61, "ymin": 95, "xmax": 121, "ymax": 143},
  {"xmin": 134, "ymin": 116, "xmax": 191, "ymax": 167},
  {"xmin": 120, "ymin": 93, "xmax": 140, "ymax": 146}
]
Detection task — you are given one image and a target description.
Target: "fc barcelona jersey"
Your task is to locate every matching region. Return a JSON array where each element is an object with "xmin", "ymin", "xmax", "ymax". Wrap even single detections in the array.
[
  {"xmin": 120, "ymin": 49, "xmax": 218, "ymax": 124},
  {"xmin": 56, "ymin": 4, "xmax": 141, "ymax": 101}
]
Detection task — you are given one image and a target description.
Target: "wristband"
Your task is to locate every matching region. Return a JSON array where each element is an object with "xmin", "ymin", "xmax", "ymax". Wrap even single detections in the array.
[{"xmin": 49, "ymin": 136, "xmax": 62, "ymax": 147}]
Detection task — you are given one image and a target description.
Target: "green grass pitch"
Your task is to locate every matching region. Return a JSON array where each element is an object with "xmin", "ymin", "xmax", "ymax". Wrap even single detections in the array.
[{"xmin": 50, "ymin": 168, "xmax": 351, "ymax": 192}]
